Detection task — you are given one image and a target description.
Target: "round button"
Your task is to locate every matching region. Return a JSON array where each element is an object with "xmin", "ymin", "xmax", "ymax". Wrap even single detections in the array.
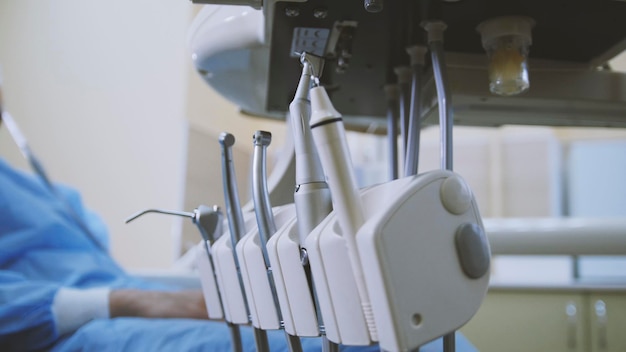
[{"xmin": 440, "ymin": 175, "xmax": 473, "ymax": 215}]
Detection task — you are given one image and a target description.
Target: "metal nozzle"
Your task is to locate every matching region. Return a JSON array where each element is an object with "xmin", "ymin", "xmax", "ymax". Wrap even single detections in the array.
[
  {"xmin": 125, "ymin": 205, "xmax": 223, "ymax": 244},
  {"xmin": 253, "ymin": 130, "xmax": 272, "ymax": 147},
  {"xmin": 219, "ymin": 131, "xmax": 235, "ymax": 147},
  {"xmin": 299, "ymin": 52, "xmax": 325, "ymax": 85},
  {"xmin": 125, "ymin": 208, "xmax": 195, "ymax": 223}
]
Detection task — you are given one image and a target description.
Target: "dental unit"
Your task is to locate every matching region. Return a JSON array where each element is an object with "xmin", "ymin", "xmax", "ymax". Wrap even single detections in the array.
[{"xmin": 128, "ymin": 1, "xmax": 626, "ymax": 351}]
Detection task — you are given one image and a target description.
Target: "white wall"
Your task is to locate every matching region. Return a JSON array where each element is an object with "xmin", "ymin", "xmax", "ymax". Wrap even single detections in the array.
[{"xmin": 0, "ymin": 0, "xmax": 193, "ymax": 269}]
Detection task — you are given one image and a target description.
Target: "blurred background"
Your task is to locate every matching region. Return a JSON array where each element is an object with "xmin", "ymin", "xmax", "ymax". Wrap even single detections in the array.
[{"xmin": 1, "ymin": 0, "xmax": 625, "ymax": 278}]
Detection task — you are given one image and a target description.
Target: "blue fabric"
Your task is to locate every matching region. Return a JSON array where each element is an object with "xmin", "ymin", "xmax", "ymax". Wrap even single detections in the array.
[
  {"xmin": 0, "ymin": 158, "xmax": 164, "ymax": 291},
  {"xmin": 0, "ymin": 158, "xmax": 476, "ymax": 351},
  {"xmin": 51, "ymin": 319, "xmax": 472, "ymax": 352}
]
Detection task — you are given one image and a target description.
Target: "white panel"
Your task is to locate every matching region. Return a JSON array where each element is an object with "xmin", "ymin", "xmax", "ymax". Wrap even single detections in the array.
[{"xmin": 568, "ymin": 141, "xmax": 626, "ymax": 217}]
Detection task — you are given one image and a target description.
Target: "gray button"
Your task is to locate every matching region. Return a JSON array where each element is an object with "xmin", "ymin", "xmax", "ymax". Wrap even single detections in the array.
[{"xmin": 455, "ymin": 223, "xmax": 491, "ymax": 279}]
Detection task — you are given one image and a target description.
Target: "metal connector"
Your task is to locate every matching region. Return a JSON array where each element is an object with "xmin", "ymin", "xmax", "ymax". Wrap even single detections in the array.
[{"xmin": 299, "ymin": 52, "xmax": 325, "ymax": 86}]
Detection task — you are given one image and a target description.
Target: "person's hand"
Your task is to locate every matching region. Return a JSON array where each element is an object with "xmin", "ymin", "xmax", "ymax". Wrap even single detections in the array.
[{"xmin": 109, "ymin": 290, "xmax": 209, "ymax": 320}]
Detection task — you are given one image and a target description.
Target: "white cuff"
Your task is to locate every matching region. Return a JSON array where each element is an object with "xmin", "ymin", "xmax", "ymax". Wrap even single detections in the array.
[{"xmin": 52, "ymin": 287, "xmax": 111, "ymax": 336}]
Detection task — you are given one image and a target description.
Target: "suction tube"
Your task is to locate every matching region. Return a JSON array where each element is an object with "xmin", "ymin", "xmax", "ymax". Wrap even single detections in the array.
[
  {"xmin": 424, "ymin": 21, "xmax": 453, "ymax": 172},
  {"xmin": 404, "ymin": 46, "xmax": 428, "ymax": 177},
  {"xmin": 424, "ymin": 20, "xmax": 456, "ymax": 352},
  {"xmin": 384, "ymin": 84, "xmax": 400, "ymax": 180}
]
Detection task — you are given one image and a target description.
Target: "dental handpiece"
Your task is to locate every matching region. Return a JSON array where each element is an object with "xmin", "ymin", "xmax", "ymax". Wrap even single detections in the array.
[
  {"xmin": 289, "ymin": 53, "xmax": 333, "ymax": 245},
  {"xmin": 309, "ymin": 86, "xmax": 377, "ymax": 340},
  {"xmin": 252, "ymin": 130, "xmax": 303, "ymax": 352},
  {"xmin": 252, "ymin": 131, "xmax": 278, "ymax": 263},
  {"xmin": 290, "ymin": 53, "xmax": 337, "ymax": 352},
  {"xmin": 219, "ymin": 132, "xmax": 264, "ymax": 352},
  {"xmin": 219, "ymin": 133, "xmax": 246, "ymax": 247}
]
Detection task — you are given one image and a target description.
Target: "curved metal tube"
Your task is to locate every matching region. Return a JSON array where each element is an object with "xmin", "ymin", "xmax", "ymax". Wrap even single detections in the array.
[
  {"xmin": 218, "ymin": 132, "xmax": 257, "ymax": 352},
  {"xmin": 252, "ymin": 130, "xmax": 303, "ymax": 352},
  {"xmin": 430, "ymin": 40, "xmax": 454, "ymax": 171},
  {"xmin": 219, "ymin": 132, "xmax": 246, "ymax": 243},
  {"xmin": 125, "ymin": 208, "xmax": 194, "ymax": 223},
  {"xmin": 252, "ymin": 130, "xmax": 276, "ymax": 265}
]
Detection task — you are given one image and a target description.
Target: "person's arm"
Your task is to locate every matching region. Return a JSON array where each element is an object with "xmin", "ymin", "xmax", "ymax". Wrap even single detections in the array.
[
  {"xmin": 109, "ymin": 289, "xmax": 209, "ymax": 320},
  {"xmin": 0, "ymin": 269, "xmax": 210, "ymax": 350},
  {"xmin": 0, "ymin": 270, "xmax": 63, "ymax": 351}
]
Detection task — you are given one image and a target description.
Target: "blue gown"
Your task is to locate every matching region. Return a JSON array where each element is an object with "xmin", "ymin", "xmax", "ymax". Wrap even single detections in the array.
[{"xmin": 0, "ymin": 158, "xmax": 475, "ymax": 351}]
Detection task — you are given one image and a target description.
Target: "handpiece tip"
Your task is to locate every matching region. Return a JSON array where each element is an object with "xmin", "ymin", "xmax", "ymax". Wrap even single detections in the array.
[
  {"xmin": 253, "ymin": 130, "xmax": 272, "ymax": 146},
  {"xmin": 219, "ymin": 132, "xmax": 235, "ymax": 147}
]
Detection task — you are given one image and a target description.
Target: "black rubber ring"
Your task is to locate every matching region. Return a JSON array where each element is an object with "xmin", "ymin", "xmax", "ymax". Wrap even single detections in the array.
[{"xmin": 310, "ymin": 117, "xmax": 343, "ymax": 129}]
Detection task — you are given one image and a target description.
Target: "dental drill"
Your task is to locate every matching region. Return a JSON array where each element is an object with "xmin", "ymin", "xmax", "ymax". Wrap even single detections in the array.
[
  {"xmin": 219, "ymin": 132, "xmax": 269, "ymax": 352},
  {"xmin": 308, "ymin": 78, "xmax": 377, "ymax": 341},
  {"xmin": 290, "ymin": 53, "xmax": 333, "ymax": 249},
  {"xmin": 289, "ymin": 52, "xmax": 337, "ymax": 352},
  {"xmin": 219, "ymin": 132, "xmax": 246, "ymax": 248},
  {"xmin": 251, "ymin": 131, "xmax": 303, "ymax": 352}
]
